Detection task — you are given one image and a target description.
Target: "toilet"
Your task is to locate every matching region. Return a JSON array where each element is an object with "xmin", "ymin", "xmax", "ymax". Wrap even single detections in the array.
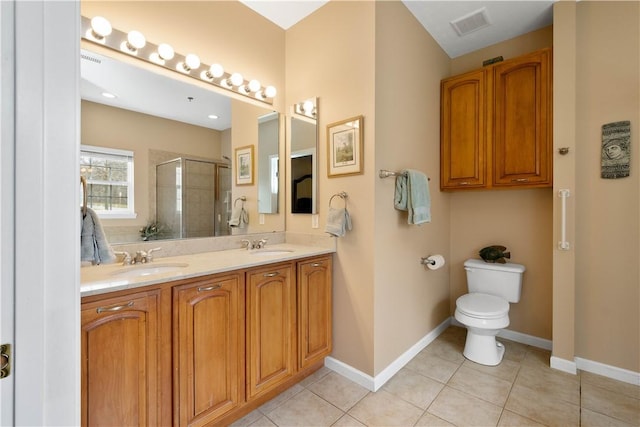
[{"xmin": 455, "ymin": 258, "xmax": 526, "ymax": 366}]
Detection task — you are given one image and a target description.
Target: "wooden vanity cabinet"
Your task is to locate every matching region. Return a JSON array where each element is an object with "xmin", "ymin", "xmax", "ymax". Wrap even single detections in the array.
[
  {"xmin": 81, "ymin": 289, "xmax": 162, "ymax": 427},
  {"xmin": 297, "ymin": 255, "xmax": 333, "ymax": 369},
  {"xmin": 441, "ymin": 48, "xmax": 552, "ymax": 191},
  {"xmin": 246, "ymin": 262, "xmax": 296, "ymax": 401},
  {"xmin": 173, "ymin": 272, "xmax": 244, "ymax": 427}
]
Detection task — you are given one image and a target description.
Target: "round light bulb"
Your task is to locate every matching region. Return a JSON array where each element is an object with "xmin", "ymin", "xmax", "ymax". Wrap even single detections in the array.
[
  {"xmin": 302, "ymin": 100, "xmax": 314, "ymax": 114},
  {"xmin": 157, "ymin": 43, "xmax": 174, "ymax": 60},
  {"xmin": 185, "ymin": 54, "xmax": 201, "ymax": 70},
  {"xmin": 264, "ymin": 86, "xmax": 277, "ymax": 98},
  {"xmin": 209, "ymin": 64, "xmax": 224, "ymax": 78},
  {"xmin": 248, "ymin": 79, "xmax": 261, "ymax": 93},
  {"xmin": 127, "ymin": 30, "xmax": 146, "ymax": 49},
  {"xmin": 90, "ymin": 16, "xmax": 112, "ymax": 38},
  {"xmin": 230, "ymin": 72, "xmax": 244, "ymax": 87}
]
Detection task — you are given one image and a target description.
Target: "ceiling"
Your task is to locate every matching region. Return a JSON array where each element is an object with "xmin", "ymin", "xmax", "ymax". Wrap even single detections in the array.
[
  {"xmin": 81, "ymin": 1, "xmax": 555, "ymax": 131},
  {"xmin": 241, "ymin": 0, "xmax": 555, "ymax": 58}
]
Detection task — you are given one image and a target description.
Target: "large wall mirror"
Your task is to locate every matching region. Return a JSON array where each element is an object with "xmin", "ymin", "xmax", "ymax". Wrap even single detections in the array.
[
  {"xmin": 290, "ymin": 98, "xmax": 318, "ymax": 214},
  {"xmin": 80, "ymin": 47, "xmax": 284, "ymax": 243}
]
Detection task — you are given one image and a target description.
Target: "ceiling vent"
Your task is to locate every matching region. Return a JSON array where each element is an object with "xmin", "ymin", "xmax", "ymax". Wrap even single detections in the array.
[{"xmin": 450, "ymin": 7, "xmax": 492, "ymax": 37}]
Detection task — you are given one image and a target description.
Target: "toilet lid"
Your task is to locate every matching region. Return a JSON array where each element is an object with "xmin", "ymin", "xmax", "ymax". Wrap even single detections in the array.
[{"xmin": 456, "ymin": 293, "xmax": 509, "ymax": 319}]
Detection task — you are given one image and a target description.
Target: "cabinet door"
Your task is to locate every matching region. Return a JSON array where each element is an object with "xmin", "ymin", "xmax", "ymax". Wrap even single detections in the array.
[
  {"xmin": 81, "ymin": 290, "xmax": 160, "ymax": 427},
  {"xmin": 246, "ymin": 263, "xmax": 296, "ymax": 400},
  {"xmin": 298, "ymin": 256, "xmax": 332, "ymax": 369},
  {"xmin": 174, "ymin": 273, "xmax": 244, "ymax": 427},
  {"xmin": 493, "ymin": 48, "xmax": 552, "ymax": 187},
  {"xmin": 441, "ymin": 69, "xmax": 487, "ymax": 190}
]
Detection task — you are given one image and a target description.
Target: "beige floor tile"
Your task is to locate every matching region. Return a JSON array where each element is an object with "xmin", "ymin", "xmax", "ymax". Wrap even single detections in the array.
[
  {"xmin": 422, "ymin": 338, "xmax": 466, "ymax": 364},
  {"xmin": 405, "ymin": 351, "xmax": 462, "ymax": 384},
  {"xmin": 248, "ymin": 415, "xmax": 278, "ymax": 427},
  {"xmin": 497, "ymin": 410, "xmax": 546, "ymax": 426},
  {"xmin": 348, "ymin": 390, "xmax": 424, "ymax": 426},
  {"xmin": 520, "ymin": 347, "xmax": 552, "ymax": 369},
  {"xmin": 258, "ymin": 383, "xmax": 305, "ymax": 415},
  {"xmin": 266, "ymin": 389, "xmax": 344, "ymax": 427},
  {"xmin": 415, "ymin": 412, "xmax": 456, "ymax": 427},
  {"xmin": 581, "ymin": 408, "xmax": 638, "ymax": 427},
  {"xmin": 581, "ymin": 371, "xmax": 640, "ymax": 400},
  {"xmin": 332, "ymin": 414, "xmax": 366, "ymax": 427},
  {"xmin": 230, "ymin": 408, "xmax": 264, "ymax": 427},
  {"xmin": 463, "ymin": 358, "xmax": 521, "ymax": 383},
  {"xmin": 448, "ymin": 365, "xmax": 513, "ymax": 406},
  {"xmin": 581, "ymin": 382, "xmax": 640, "ymax": 426},
  {"xmin": 505, "ymin": 383, "xmax": 580, "ymax": 426},
  {"xmin": 299, "ymin": 366, "xmax": 333, "ymax": 388},
  {"xmin": 438, "ymin": 326, "xmax": 467, "ymax": 344},
  {"xmin": 381, "ymin": 368, "xmax": 445, "ymax": 409},
  {"xmin": 500, "ymin": 339, "xmax": 529, "ymax": 362},
  {"xmin": 515, "ymin": 364, "xmax": 580, "ymax": 405},
  {"xmin": 427, "ymin": 386, "xmax": 502, "ymax": 426},
  {"xmin": 307, "ymin": 372, "xmax": 369, "ymax": 412}
]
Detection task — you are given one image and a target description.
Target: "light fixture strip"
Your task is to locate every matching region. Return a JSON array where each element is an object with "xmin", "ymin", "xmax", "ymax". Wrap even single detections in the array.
[{"xmin": 81, "ymin": 16, "xmax": 275, "ymax": 105}]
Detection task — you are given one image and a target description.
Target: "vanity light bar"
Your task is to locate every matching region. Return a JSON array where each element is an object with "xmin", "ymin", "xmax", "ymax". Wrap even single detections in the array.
[{"xmin": 81, "ymin": 16, "xmax": 276, "ymax": 105}]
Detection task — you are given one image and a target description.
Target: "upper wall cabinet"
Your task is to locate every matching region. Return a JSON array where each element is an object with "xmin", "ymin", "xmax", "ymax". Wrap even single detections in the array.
[{"xmin": 440, "ymin": 48, "xmax": 552, "ymax": 191}]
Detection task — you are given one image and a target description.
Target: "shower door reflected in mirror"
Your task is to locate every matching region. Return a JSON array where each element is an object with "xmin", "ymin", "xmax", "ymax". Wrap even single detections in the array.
[{"xmin": 156, "ymin": 158, "xmax": 231, "ymax": 239}]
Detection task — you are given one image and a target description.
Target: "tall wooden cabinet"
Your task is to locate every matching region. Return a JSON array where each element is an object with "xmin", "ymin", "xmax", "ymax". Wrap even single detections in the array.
[
  {"xmin": 81, "ymin": 289, "xmax": 161, "ymax": 427},
  {"xmin": 441, "ymin": 48, "xmax": 552, "ymax": 190},
  {"xmin": 246, "ymin": 263, "xmax": 296, "ymax": 400},
  {"xmin": 297, "ymin": 256, "xmax": 332, "ymax": 370},
  {"xmin": 173, "ymin": 272, "xmax": 244, "ymax": 427}
]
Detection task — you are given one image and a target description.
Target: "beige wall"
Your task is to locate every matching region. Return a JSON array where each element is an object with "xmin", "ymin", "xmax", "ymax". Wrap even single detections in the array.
[
  {"xmin": 286, "ymin": 1, "xmax": 378, "ymax": 374},
  {"xmin": 81, "ymin": 100, "xmax": 221, "ymax": 231},
  {"xmin": 373, "ymin": 1, "xmax": 451, "ymax": 375},
  {"xmin": 573, "ymin": 1, "xmax": 639, "ymax": 372},
  {"xmin": 448, "ymin": 30, "xmax": 554, "ymax": 340}
]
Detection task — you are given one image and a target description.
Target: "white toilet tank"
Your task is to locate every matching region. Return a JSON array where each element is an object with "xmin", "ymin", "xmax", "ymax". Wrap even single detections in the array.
[{"xmin": 464, "ymin": 259, "xmax": 526, "ymax": 303}]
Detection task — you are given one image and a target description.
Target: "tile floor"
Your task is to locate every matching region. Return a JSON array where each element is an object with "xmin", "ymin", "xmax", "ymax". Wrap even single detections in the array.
[{"xmin": 231, "ymin": 326, "xmax": 640, "ymax": 427}]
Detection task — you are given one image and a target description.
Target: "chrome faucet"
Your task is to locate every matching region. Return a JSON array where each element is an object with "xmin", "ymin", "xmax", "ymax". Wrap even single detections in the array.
[
  {"xmin": 114, "ymin": 247, "xmax": 161, "ymax": 265},
  {"xmin": 241, "ymin": 239, "xmax": 268, "ymax": 250},
  {"xmin": 114, "ymin": 251, "xmax": 132, "ymax": 265}
]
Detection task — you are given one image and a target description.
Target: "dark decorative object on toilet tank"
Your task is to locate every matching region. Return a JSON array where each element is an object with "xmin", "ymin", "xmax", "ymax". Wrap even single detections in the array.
[{"xmin": 479, "ymin": 245, "xmax": 511, "ymax": 264}]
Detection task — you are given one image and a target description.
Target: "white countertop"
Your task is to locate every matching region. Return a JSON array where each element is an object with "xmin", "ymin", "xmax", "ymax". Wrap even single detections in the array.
[{"xmin": 81, "ymin": 243, "xmax": 335, "ymax": 297}]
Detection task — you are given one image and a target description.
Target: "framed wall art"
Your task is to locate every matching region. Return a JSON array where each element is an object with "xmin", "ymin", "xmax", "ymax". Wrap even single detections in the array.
[
  {"xmin": 235, "ymin": 145, "xmax": 254, "ymax": 185},
  {"xmin": 327, "ymin": 115, "xmax": 364, "ymax": 177}
]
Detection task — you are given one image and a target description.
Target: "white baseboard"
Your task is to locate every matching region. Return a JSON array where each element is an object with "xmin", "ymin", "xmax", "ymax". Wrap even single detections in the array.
[
  {"xmin": 326, "ymin": 317, "xmax": 640, "ymax": 389},
  {"xmin": 576, "ymin": 357, "xmax": 640, "ymax": 386},
  {"xmin": 550, "ymin": 356, "xmax": 578, "ymax": 375},
  {"xmin": 325, "ymin": 317, "xmax": 452, "ymax": 391}
]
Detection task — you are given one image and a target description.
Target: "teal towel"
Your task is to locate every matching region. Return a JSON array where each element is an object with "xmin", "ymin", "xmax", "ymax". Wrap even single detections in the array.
[{"xmin": 394, "ymin": 170, "xmax": 431, "ymax": 225}]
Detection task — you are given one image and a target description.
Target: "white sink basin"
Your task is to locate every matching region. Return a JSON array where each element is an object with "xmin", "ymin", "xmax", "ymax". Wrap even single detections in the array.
[
  {"xmin": 249, "ymin": 249, "xmax": 294, "ymax": 256},
  {"xmin": 110, "ymin": 262, "xmax": 189, "ymax": 278}
]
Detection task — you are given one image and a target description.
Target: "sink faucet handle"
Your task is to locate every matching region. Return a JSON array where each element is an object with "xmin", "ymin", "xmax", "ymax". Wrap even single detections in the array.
[
  {"xmin": 257, "ymin": 238, "xmax": 268, "ymax": 249},
  {"xmin": 114, "ymin": 251, "xmax": 132, "ymax": 265},
  {"xmin": 241, "ymin": 239, "xmax": 252, "ymax": 249},
  {"xmin": 135, "ymin": 250, "xmax": 148, "ymax": 264},
  {"xmin": 145, "ymin": 247, "xmax": 162, "ymax": 262}
]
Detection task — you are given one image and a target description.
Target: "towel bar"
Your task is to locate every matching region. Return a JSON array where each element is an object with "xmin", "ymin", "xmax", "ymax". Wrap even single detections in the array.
[{"xmin": 379, "ymin": 169, "xmax": 430, "ymax": 180}]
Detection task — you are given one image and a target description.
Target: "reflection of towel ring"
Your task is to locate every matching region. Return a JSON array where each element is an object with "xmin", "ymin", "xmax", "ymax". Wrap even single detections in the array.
[
  {"xmin": 329, "ymin": 191, "xmax": 348, "ymax": 209},
  {"xmin": 80, "ymin": 176, "xmax": 88, "ymax": 217},
  {"xmin": 234, "ymin": 196, "xmax": 247, "ymax": 207}
]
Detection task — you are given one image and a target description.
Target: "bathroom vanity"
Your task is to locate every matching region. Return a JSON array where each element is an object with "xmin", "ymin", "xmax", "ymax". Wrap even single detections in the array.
[{"xmin": 80, "ymin": 245, "xmax": 333, "ymax": 426}]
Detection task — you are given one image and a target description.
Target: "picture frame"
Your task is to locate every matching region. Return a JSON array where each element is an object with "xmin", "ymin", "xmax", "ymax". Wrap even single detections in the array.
[
  {"xmin": 235, "ymin": 145, "xmax": 254, "ymax": 186},
  {"xmin": 327, "ymin": 115, "xmax": 364, "ymax": 177}
]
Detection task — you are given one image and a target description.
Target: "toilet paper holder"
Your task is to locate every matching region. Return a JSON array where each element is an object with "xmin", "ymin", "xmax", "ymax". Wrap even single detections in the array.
[{"xmin": 420, "ymin": 256, "xmax": 436, "ymax": 266}]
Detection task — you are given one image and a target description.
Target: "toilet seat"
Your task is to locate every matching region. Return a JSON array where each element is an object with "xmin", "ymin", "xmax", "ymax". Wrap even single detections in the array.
[{"xmin": 456, "ymin": 293, "xmax": 509, "ymax": 319}]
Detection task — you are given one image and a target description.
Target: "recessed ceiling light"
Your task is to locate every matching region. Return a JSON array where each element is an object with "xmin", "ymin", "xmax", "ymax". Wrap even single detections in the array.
[
  {"xmin": 101, "ymin": 92, "xmax": 116, "ymax": 99},
  {"xmin": 208, "ymin": 114, "xmax": 219, "ymax": 119}
]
